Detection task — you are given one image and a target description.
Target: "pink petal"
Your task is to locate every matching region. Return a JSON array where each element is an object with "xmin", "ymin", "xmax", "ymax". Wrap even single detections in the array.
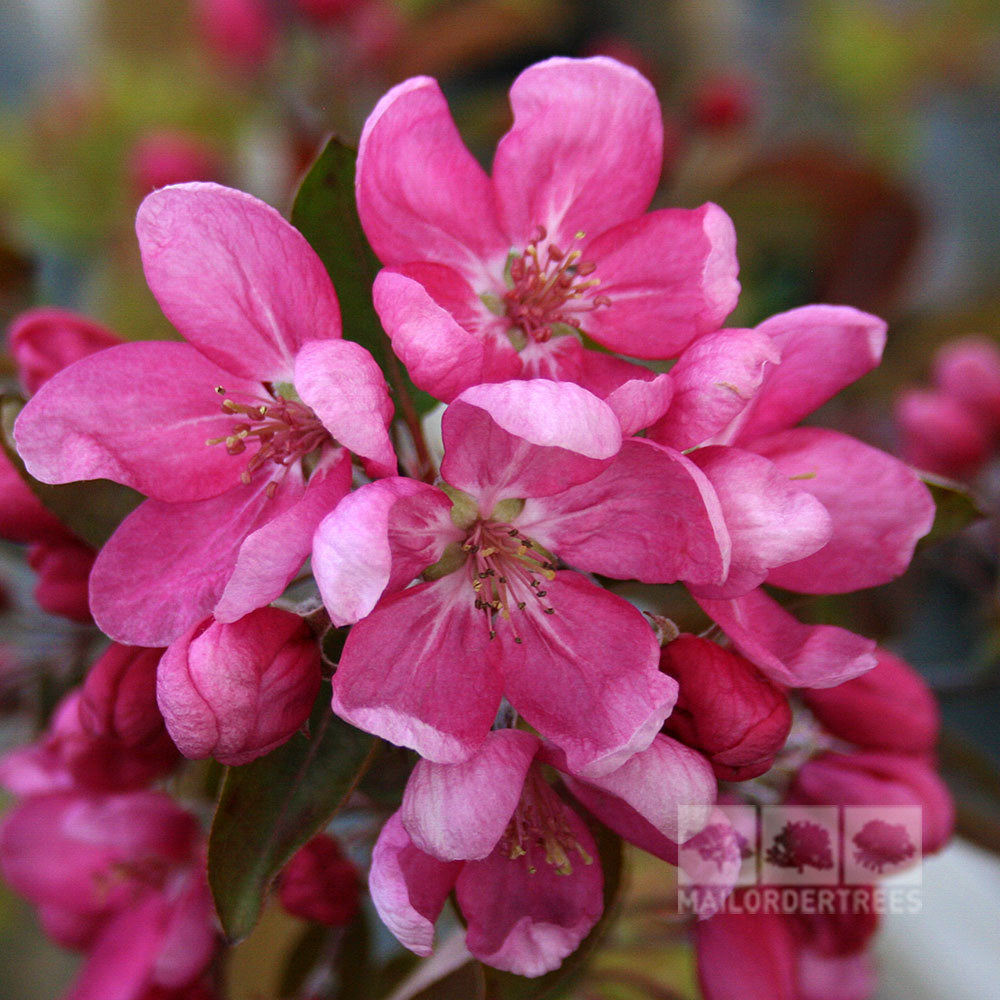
[
  {"xmin": 331, "ymin": 577, "xmax": 503, "ymax": 763},
  {"xmin": 293, "ymin": 338, "xmax": 396, "ymax": 477},
  {"xmin": 402, "ymin": 729, "xmax": 539, "ymax": 861},
  {"xmin": 753, "ymin": 428, "xmax": 934, "ymax": 593},
  {"xmin": 498, "ymin": 572, "xmax": 677, "ymax": 778},
  {"xmin": 313, "ymin": 477, "xmax": 458, "ymax": 626},
  {"xmin": 696, "ymin": 588, "xmax": 877, "ymax": 688},
  {"xmin": 797, "ymin": 949, "xmax": 877, "ymax": 1000},
  {"xmin": 933, "ymin": 336, "xmax": 1000, "ymax": 434},
  {"xmin": 372, "ymin": 269, "xmax": 518, "ymax": 403},
  {"xmin": 731, "ymin": 305, "xmax": 887, "ymax": 444},
  {"xmin": 493, "ymin": 56, "xmax": 662, "ymax": 250},
  {"xmin": 0, "ymin": 449, "xmax": 69, "ymax": 544},
  {"xmin": 517, "ymin": 439, "xmax": 730, "ymax": 587},
  {"xmin": 687, "ymin": 446, "xmax": 832, "ymax": 599},
  {"xmin": 150, "ymin": 868, "xmax": 217, "ymax": 989},
  {"xmin": 441, "ymin": 381, "xmax": 621, "ymax": 509},
  {"xmin": 357, "ymin": 77, "xmax": 506, "ymax": 279},
  {"xmin": 369, "ymin": 811, "xmax": 461, "ymax": 956},
  {"xmin": 456, "ymin": 791, "xmax": 602, "ymax": 976},
  {"xmin": 897, "ymin": 388, "xmax": 990, "ymax": 479},
  {"xmin": 648, "ymin": 328, "xmax": 779, "ymax": 451},
  {"xmin": 582, "ymin": 205, "xmax": 740, "ymax": 358},
  {"xmin": 14, "ymin": 341, "xmax": 263, "ymax": 502},
  {"xmin": 137, "ymin": 183, "xmax": 342, "ymax": 381},
  {"xmin": 9, "ymin": 307, "xmax": 121, "ymax": 395},
  {"xmin": 602, "ymin": 373, "xmax": 674, "ymax": 436},
  {"xmin": 214, "ymin": 451, "xmax": 353, "ymax": 623}
]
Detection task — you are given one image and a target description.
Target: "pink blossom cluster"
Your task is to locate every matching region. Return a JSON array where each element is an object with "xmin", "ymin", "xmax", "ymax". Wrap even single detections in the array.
[{"xmin": 3, "ymin": 56, "xmax": 947, "ymax": 986}]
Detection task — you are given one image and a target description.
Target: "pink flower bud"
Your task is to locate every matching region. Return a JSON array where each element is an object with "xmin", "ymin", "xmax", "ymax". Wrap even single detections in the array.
[
  {"xmin": 294, "ymin": 0, "xmax": 364, "ymax": 25},
  {"xmin": 130, "ymin": 132, "xmax": 223, "ymax": 198},
  {"xmin": 28, "ymin": 537, "xmax": 95, "ymax": 623},
  {"xmin": 278, "ymin": 834, "xmax": 360, "ymax": 926},
  {"xmin": 660, "ymin": 634, "xmax": 792, "ymax": 781},
  {"xmin": 0, "ymin": 449, "xmax": 67, "ymax": 544},
  {"xmin": 691, "ymin": 74, "xmax": 755, "ymax": 132},
  {"xmin": 933, "ymin": 336, "xmax": 1000, "ymax": 437},
  {"xmin": 194, "ymin": 0, "xmax": 276, "ymax": 71},
  {"xmin": 157, "ymin": 608, "xmax": 321, "ymax": 766},
  {"xmin": 8, "ymin": 307, "xmax": 121, "ymax": 396},
  {"xmin": 896, "ymin": 387, "xmax": 990, "ymax": 478},
  {"xmin": 802, "ymin": 648, "xmax": 938, "ymax": 754}
]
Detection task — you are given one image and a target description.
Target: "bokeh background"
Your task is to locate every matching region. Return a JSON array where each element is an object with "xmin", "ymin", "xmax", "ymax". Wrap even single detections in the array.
[{"xmin": 1, "ymin": 2, "xmax": 999, "ymax": 998}]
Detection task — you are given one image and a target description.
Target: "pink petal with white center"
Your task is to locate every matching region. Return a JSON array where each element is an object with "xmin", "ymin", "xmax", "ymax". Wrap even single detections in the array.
[
  {"xmin": 403, "ymin": 729, "xmax": 539, "ymax": 861},
  {"xmin": 730, "ymin": 305, "xmax": 887, "ymax": 444},
  {"xmin": 293, "ymin": 338, "xmax": 396, "ymax": 476},
  {"xmin": 456, "ymin": 792, "xmax": 602, "ymax": 976},
  {"xmin": 687, "ymin": 446, "xmax": 832, "ymax": 599},
  {"xmin": 14, "ymin": 341, "xmax": 263, "ymax": 503},
  {"xmin": 498, "ymin": 572, "xmax": 676, "ymax": 778},
  {"xmin": 9, "ymin": 307, "xmax": 121, "ymax": 395},
  {"xmin": 90, "ymin": 466, "xmax": 309, "ymax": 646},
  {"xmin": 582, "ymin": 205, "xmax": 740, "ymax": 358},
  {"xmin": 493, "ymin": 57, "xmax": 662, "ymax": 250},
  {"xmin": 357, "ymin": 77, "xmax": 506, "ymax": 280},
  {"xmin": 137, "ymin": 183, "xmax": 342, "ymax": 382},
  {"xmin": 372, "ymin": 270, "xmax": 519, "ymax": 403},
  {"xmin": 753, "ymin": 428, "xmax": 935, "ymax": 593},
  {"xmin": 332, "ymin": 576, "xmax": 503, "ymax": 763},
  {"xmin": 517, "ymin": 438, "xmax": 730, "ymax": 587},
  {"xmin": 441, "ymin": 381, "xmax": 621, "ymax": 509},
  {"xmin": 213, "ymin": 451, "xmax": 352, "ymax": 623},
  {"xmin": 313, "ymin": 477, "xmax": 458, "ymax": 626},
  {"xmin": 369, "ymin": 811, "xmax": 462, "ymax": 956},
  {"xmin": 696, "ymin": 588, "xmax": 877, "ymax": 688},
  {"xmin": 648, "ymin": 328, "xmax": 779, "ymax": 451}
]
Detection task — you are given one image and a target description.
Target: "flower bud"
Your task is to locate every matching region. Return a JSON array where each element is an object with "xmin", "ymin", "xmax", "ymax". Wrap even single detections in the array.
[
  {"xmin": 0, "ymin": 450, "xmax": 67, "ymax": 544},
  {"xmin": 194, "ymin": 0, "xmax": 276, "ymax": 71},
  {"xmin": 129, "ymin": 132, "xmax": 222, "ymax": 198},
  {"xmin": 802, "ymin": 648, "xmax": 938, "ymax": 754},
  {"xmin": 660, "ymin": 634, "xmax": 792, "ymax": 781},
  {"xmin": 933, "ymin": 336, "xmax": 1000, "ymax": 437},
  {"xmin": 8, "ymin": 307, "xmax": 121, "ymax": 396},
  {"xmin": 157, "ymin": 608, "xmax": 321, "ymax": 766},
  {"xmin": 896, "ymin": 388, "xmax": 989, "ymax": 478},
  {"xmin": 28, "ymin": 537, "xmax": 95, "ymax": 622},
  {"xmin": 278, "ymin": 834, "xmax": 360, "ymax": 926}
]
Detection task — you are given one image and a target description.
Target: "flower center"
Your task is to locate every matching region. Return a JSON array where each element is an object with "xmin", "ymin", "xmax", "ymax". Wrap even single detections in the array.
[
  {"xmin": 501, "ymin": 226, "xmax": 610, "ymax": 347},
  {"xmin": 501, "ymin": 766, "xmax": 593, "ymax": 876},
  {"xmin": 463, "ymin": 519, "xmax": 556, "ymax": 642},
  {"xmin": 205, "ymin": 384, "xmax": 330, "ymax": 494}
]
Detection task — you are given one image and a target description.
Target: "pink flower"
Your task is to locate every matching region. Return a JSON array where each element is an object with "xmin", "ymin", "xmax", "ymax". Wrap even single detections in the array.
[
  {"xmin": 313, "ymin": 378, "xmax": 739, "ymax": 776},
  {"xmin": 357, "ymin": 56, "xmax": 739, "ymax": 403},
  {"xmin": 370, "ymin": 728, "xmax": 716, "ymax": 976},
  {"xmin": 15, "ymin": 183, "xmax": 396, "ymax": 646},
  {"xmin": 157, "ymin": 608, "xmax": 321, "ymax": 765},
  {"xmin": 194, "ymin": 0, "xmax": 276, "ymax": 71},
  {"xmin": 129, "ymin": 131, "xmax": 223, "ymax": 197},
  {"xmin": 278, "ymin": 834, "xmax": 360, "ymax": 926},
  {"xmin": 649, "ymin": 305, "xmax": 935, "ymax": 687}
]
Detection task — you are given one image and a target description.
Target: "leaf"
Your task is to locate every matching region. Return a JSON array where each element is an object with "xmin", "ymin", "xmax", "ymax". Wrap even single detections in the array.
[
  {"xmin": 481, "ymin": 822, "xmax": 626, "ymax": 1000},
  {"xmin": 918, "ymin": 471, "xmax": 986, "ymax": 549},
  {"xmin": 290, "ymin": 137, "xmax": 436, "ymax": 417},
  {"xmin": 0, "ymin": 394, "xmax": 143, "ymax": 549},
  {"xmin": 208, "ymin": 687, "xmax": 380, "ymax": 941}
]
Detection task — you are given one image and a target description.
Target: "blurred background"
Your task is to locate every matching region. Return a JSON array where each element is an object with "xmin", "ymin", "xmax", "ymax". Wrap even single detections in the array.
[{"xmin": 1, "ymin": 1, "xmax": 999, "ymax": 997}]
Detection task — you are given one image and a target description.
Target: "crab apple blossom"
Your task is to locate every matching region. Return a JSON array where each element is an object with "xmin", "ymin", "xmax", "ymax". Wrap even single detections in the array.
[
  {"xmin": 157, "ymin": 607, "xmax": 321, "ymax": 766},
  {"xmin": 278, "ymin": 834, "xmax": 361, "ymax": 926},
  {"xmin": 14, "ymin": 182, "xmax": 396, "ymax": 647},
  {"xmin": 312, "ymin": 378, "xmax": 769, "ymax": 776},
  {"xmin": 357, "ymin": 56, "xmax": 739, "ymax": 403},
  {"xmin": 371, "ymin": 727, "xmax": 716, "ymax": 976}
]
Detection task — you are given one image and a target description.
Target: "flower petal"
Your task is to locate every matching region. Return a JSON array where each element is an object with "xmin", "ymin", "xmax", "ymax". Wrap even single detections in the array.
[
  {"xmin": 313, "ymin": 477, "xmax": 458, "ymax": 626},
  {"xmin": 357, "ymin": 77, "xmax": 506, "ymax": 280},
  {"xmin": 499, "ymin": 572, "xmax": 677, "ymax": 778},
  {"xmin": 493, "ymin": 56, "xmax": 662, "ymax": 249},
  {"xmin": 369, "ymin": 811, "xmax": 461, "ymax": 957},
  {"xmin": 753, "ymin": 428, "xmax": 935, "ymax": 593},
  {"xmin": 402, "ymin": 729, "xmax": 539, "ymax": 861},
  {"xmin": 517, "ymin": 439, "xmax": 730, "ymax": 587},
  {"xmin": 293, "ymin": 338, "xmax": 396, "ymax": 476},
  {"xmin": 695, "ymin": 588, "xmax": 877, "ymax": 688},
  {"xmin": 441, "ymin": 380, "xmax": 621, "ymax": 509},
  {"xmin": 331, "ymin": 577, "xmax": 503, "ymax": 763},
  {"xmin": 14, "ymin": 341, "xmax": 262, "ymax": 502},
  {"xmin": 137, "ymin": 182, "xmax": 341, "ymax": 381},
  {"xmin": 582, "ymin": 205, "xmax": 740, "ymax": 358}
]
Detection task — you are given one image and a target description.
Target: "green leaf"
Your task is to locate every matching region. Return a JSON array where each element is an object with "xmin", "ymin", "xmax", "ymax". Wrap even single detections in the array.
[
  {"xmin": 919, "ymin": 471, "xmax": 986, "ymax": 549},
  {"xmin": 208, "ymin": 688, "xmax": 379, "ymax": 941},
  {"xmin": 1, "ymin": 394, "xmax": 142, "ymax": 549},
  {"xmin": 481, "ymin": 822, "xmax": 626, "ymax": 1000},
  {"xmin": 290, "ymin": 137, "xmax": 436, "ymax": 416}
]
